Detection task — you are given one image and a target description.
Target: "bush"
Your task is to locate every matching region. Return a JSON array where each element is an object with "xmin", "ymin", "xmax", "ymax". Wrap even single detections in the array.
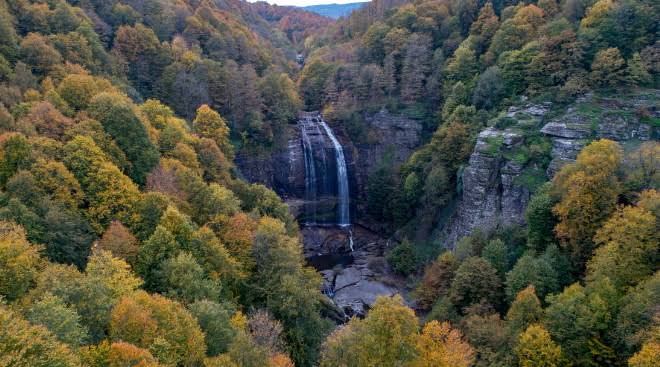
[{"xmin": 386, "ymin": 241, "xmax": 417, "ymax": 275}]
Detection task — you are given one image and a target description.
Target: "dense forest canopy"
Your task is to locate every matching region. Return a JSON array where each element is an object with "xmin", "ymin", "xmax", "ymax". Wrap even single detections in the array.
[{"xmin": 0, "ymin": 0, "xmax": 657, "ymax": 366}]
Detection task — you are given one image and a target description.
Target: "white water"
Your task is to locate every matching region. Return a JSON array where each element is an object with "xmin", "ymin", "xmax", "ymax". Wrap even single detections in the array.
[
  {"xmin": 301, "ymin": 121, "xmax": 318, "ymax": 224},
  {"xmin": 318, "ymin": 118, "xmax": 350, "ymax": 227},
  {"xmin": 348, "ymin": 228, "xmax": 354, "ymax": 252}
]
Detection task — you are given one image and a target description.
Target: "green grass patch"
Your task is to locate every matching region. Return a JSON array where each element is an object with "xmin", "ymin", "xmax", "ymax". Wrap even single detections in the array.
[
  {"xmin": 482, "ymin": 135, "xmax": 504, "ymax": 157},
  {"xmin": 515, "ymin": 167, "xmax": 548, "ymax": 192}
]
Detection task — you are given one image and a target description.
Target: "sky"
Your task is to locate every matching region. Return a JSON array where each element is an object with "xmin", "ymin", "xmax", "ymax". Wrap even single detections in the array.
[{"xmin": 248, "ymin": 0, "xmax": 369, "ymax": 7}]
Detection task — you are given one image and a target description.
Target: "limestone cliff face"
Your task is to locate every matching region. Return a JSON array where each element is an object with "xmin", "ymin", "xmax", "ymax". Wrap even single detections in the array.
[
  {"xmin": 443, "ymin": 91, "xmax": 658, "ymax": 248},
  {"xmin": 444, "ymin": 103, "xmax": 551, "ymax": 246},
  {"xmin": 352, "ymin": 109, "xmax": 422, "ymax": 222}
]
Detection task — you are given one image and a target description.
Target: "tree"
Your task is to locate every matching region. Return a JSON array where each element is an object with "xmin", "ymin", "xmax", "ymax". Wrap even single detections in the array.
[
  {"xmin": 506, "ymin": 285, "xmax": 543, "ymax": 337},
  {"xmin": 515, "ymin": 324, "xmax": 562, "ymax": 367},
  {"xmin": 590, "ymin": 48, "xmax": 627, "ymax": 87},
  {"xmin": 96, "ymin": 221, "xmax": 139, "ymax": 265},
  {"xmin": 626, "ymin": 52, "xmax": 651, "ymax": 86},
  {"xmin": 448, "ymin": 257, "xmax": 502, "ymax": 312},
  {"xmin": 259, "ymin": 72, "xmax": 301, "ymax": 141},
  {"xmin": 587, "ymin": 204, "xmax": 658, "ymax": 291},
  {"xmin": 0, "ymin": 304, "xmax": 81, "ymax": 367},
  {"xmin": 88, "ymin": 92, "xmax": 159, "ymax": 185},
  {"xmin": 193, "ymin": 105, "xmax": 234, "ymax": 160},
  {"xmin": 320, "ymin": 295, "xmax": 419, "ymax": 367},
  {"xmin": 0, "ymin": 133, "xmax": 31, "ymax": 188},
  {"xmin": 505, "ymin": 253, "xmax": 559, "ymax": 302},
  {"xmin": 544, "ymin": 283, "xmax": 611, "ymax": 363},
  {"xmin": 24, "ymin": 293, "xmax": 89, "ymax": 347},
  {"xmin": 415, "ymin": 252, "xmax": 458, "ymax": 311},
  {"xmin": 80, "ymin": 340, "xmax": 162, "ymax": 367},
  {"xmin": 628, "ymin": 340, "xmax": 660, "ymax": 367},
  {"xmin": 63, "ymin": 136, "xmax": 141, "ymax": 232},
  {"xmin": 188, "ymin": 300, "xmax": 237, "ymax": 356},
  {"xmin": 552, "ymin": 139, "xmax": 622, "ymax": 266},
  {"xmin": 482, "ymin": 239, "xmax": 509, "ymax": 277},
  {"xmin": 57, "ymin": 74, "xmax": 113, "ymax": 111},
  {"xmin": 461, "ymin": 313, "xmax": 510, "ymax": 367},
  {"xmin": 0, "ymin": 221, "xmax": 42, "ymax": 301},
  {"xmin": 614, "ymin": 272, "xmax": 659, "ymax": 356},
  {"xmin": 400, "ymin": 34, "xmax": 431, "ymax": 103},
  {"xmin": 159, "ymin": 251, "xmax": 220, "ymax": 303},
  {"xmin": 386, "ymin": 240, "xmax": 417, "ymax": 275},
  {"xmin": 413, "ymin": 321, "xmax": 475, "ymax": 367},
  {"xmin": 110, "ymin": 291, "xmax": 206, "ymax": 366},
  {"xmin": 526, "ymin": 183, "xmax": 558, "ymax": 252},
  {"xmin": 472, "ymin": 66, "xmax": 504, "ymax": 110},
  {"xmin": 135, "ymin": 225, "xmax": 179, "ymax": 291},
  {"xmin": 19, "ymin": 33, "xmax": 62, "ymax": 75}
]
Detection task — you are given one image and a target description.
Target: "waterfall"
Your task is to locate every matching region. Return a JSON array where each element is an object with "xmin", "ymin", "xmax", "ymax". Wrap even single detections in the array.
[
  {"xmin": 301, "ymin": 121, "xmax": 318, "ymax": 224},
  {"xmin": 299, "ymin": 114, "xmax": 351, "ymax": 227},
  {"xmin": 318, "ymin": 118, "xmax": 350, "ymax": 227}
]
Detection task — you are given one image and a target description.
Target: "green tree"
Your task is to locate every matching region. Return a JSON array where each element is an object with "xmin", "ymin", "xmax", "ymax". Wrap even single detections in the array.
[
  {"xmin": 386, "ymin": 240, "xmax": 417, "ymax": 275},
  {"xmin": 506, "ymin": 285, "xmax": 543, "ymax": 337},
  {"xmin": 505, "ymin": 253, "xmax": 559, "ymax": 302},
  {"xmin": 448, "ymin": 257, "xmax": 502, "ymax": 313},
  {"xmin": 614, "ymin": 272, "xmax": 659, "ymax": 356},
  {"xmin": 482, "ymin": 239, "xmax": 509, "ymax": 277},
  {"xmin": 188, "ymin": 300, "xmax": 237, "ymax": 356},
  {"xmin": 544, "ymin": 283, "xmax": 611, "ymax": 363},
  {"xmin": 526, "ymin": 183, "xmax": 558, "ymax": 252},
  {"xmin": 0, "ymin": 304, "xmax": 81, "ymax": 367},
  {"xmin": 159, "ymin": 251, "xmax": 220, "ymax": 304},
  {"xmin": 24, "ymin": 293, "xmax": 89, "ymax": 347},
  {"xmin": 88, "ymin": 92, "xmax": 159, "ymax": 185}
]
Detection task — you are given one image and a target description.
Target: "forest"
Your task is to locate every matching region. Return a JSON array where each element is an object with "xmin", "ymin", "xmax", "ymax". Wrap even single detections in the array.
[{"xmin": 0, "ymin": 0, "xmax": 657, "ymax": 366}]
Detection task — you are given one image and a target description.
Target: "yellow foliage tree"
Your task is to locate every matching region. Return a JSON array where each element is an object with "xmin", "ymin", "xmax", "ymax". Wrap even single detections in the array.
[
  {"xmin": 515, "ymin": 324, "xmax": 562, "ymax": 367},
  {"xmin": 552, "ymin": 139, "xmax": 622, "ymax": 265},
  {"xmin": 413, "ymin": 320, "xmax": 475, "ymax": 367},
  {"xmin": 193, "ymin": 105, "xmax": 233, "ymax": 160}
]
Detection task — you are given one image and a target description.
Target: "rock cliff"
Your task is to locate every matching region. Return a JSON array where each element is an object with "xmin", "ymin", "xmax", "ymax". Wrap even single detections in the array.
[{"xmin": 443, "ymin": 91, "xmax": 658, "ymax": 248}]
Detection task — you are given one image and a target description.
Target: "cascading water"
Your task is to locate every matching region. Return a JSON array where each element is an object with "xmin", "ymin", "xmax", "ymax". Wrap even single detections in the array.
[
  {"xmin": 300, "ymin": 113, "xmax": 353, "ymax": 251},
  {"xmin": 318, "ymin": 119, "xmax": 350, "ymax": 227},
  {"xmin": 300, "ymin": 121, "xmax": 318, "ymax": 224}
]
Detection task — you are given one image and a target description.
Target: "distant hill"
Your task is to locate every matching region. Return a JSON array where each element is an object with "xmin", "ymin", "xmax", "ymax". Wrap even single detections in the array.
[{"xmin": 303, "ymin": 2, "xmax": 368, "ymax": 19}]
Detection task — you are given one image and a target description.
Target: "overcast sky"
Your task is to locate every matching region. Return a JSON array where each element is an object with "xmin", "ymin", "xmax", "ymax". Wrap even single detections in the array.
[{"xmin": 248, "ymin": 0, "xmax": 369, "ymax": 7}]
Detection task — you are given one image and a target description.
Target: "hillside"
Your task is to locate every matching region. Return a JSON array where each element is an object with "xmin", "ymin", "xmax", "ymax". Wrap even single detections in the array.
[
  {"xmin": 303, "ymin": 2, "xmax": 368, "ymax": 18},
  {"xmin": 0, "ymin": 0, "xmax": 658, "ymax": 366}
]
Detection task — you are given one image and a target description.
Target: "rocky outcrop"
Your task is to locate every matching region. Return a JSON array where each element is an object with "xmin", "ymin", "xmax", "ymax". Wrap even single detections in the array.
[
  {"xmin": 302, "ymin": 225, "xmax": 403, "ymax": 318},
  {"xmin": 443, "ymin": 103, "xmax": 551, "ymax": 247},
  {"xmin": 541, "ymin": 93, "xmax": 656, "ymax": 176},
  {"xmin": 443, "ymin": 91, "xmax": 658, "ymax": 248},
  {"xmin": 444, "ymin": 128, "xmax": 529, "ymax": 246}
]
